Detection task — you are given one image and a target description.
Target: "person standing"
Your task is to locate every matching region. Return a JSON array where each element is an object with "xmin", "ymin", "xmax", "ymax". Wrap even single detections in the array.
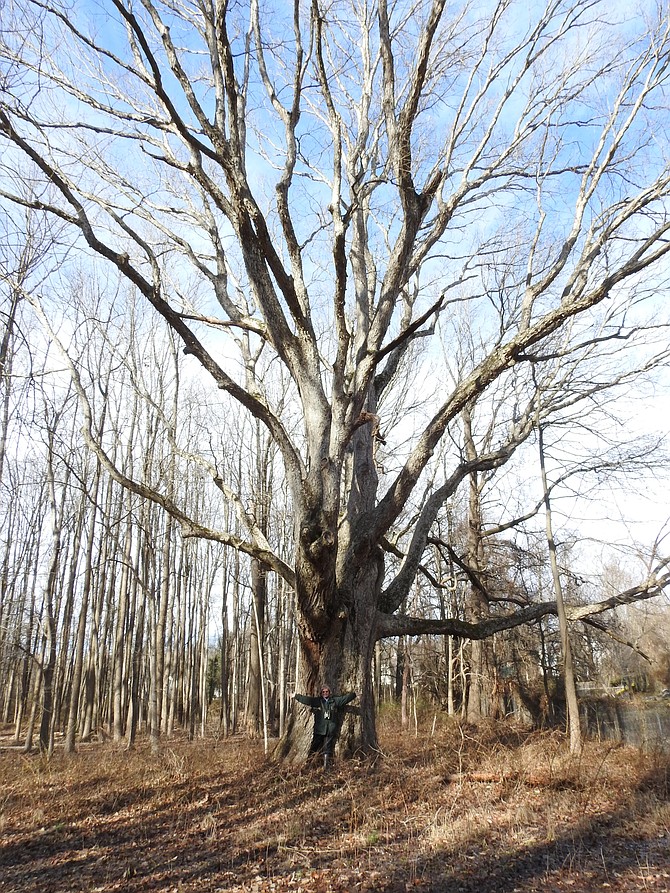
[{"xmin": 294, "ymin": 686, "xmax": 357, "ymax": 770}]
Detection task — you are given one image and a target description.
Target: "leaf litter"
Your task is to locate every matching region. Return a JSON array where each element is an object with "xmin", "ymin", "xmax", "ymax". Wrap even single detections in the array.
[{"xmin": 0, "ymin": 718, "xmax": 668, "ymax": 892}]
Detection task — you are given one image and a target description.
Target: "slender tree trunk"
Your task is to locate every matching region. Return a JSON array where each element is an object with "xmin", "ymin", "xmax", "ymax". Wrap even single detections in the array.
[
  {"xmin": 65, "ymin": 464, "xmax": 102, "ymax": 753},
  {"xmin": 94, "ymin": 470, "xmax": 122, "ymax": 736},
  {"xmin": 148, "ymin": 593, "xmax": 160, "ymax": 753},
  {"xmin": 166, "ymin": 557, "xmax": 184, "ymax": 737},
  {"xmin": 447, "ymin": 635, "xmax": 455, "ymax": 716},
  {"xmin": 126, "ymin": 569, "xmax": 146, "ymax": 750},
  {"xmin": 153, "ymin": 512, "xmax": 173, "ymax": 746},
  {"xmin": 175, "ymin": 553, "xmax": 189, "ymax": 729},
  {"xmin": 276, "ymin": 582, "xmax": 286, "ymax": 739},
  {"xmin": 401, "ymin": 644, "xmax": 411, "ymax": 730},
  {"xmin": 187, "ymin": 590, "xmax": 200, "ymax": 741},
  {"xmin": 199, "ymin": 595, "xmax": 209, "ymax": 738},
  {"xmin": 81, "ymin": 580, "xmax": 103, "ymax": 742},
  {"xmin": 39, "ymin": 448, "xmax": 61, "ymax": 756},
  {"xmin": 10, "ymin": 521, "xmax": 42, "ymax": 741},
  {"xmin": 539, "ymin": 426, "xmax": 582, "ymax": 753},
  {"xmin": 230, "ymin": 551, "xmax": 240, "ymax": 734},
  {"xmin": 219, "ymin": 560, "xmax": 230, "ymax": 736},
  {"xmin": 24, "ymin": 658, "xmax": 43, "ymax": 753},
  {"xmin": 112, "ymin": 509, "xmax": 134, "ymax": 741},
  {"xmin": 463, "ymin": 405, "xmax": 496, "ymax": 722},
  {"xmin": 0, "ymin": 285, "xmax": 20, "ymax": 487},
  {"xmin": 246, "ymin": 558, "xmax": 267, "ymax": 737},
  {"xmin": 55, "ymin": 506, "xmax": 84, "ymax": 738},
  {"xmin": 395, "ymin": 636, "xmax": 405, "ymax": 701}
]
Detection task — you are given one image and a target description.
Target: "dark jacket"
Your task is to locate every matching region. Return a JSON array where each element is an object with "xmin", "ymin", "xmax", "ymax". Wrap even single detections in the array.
[{"xmin": 294, "ymin": 692, "xmax": 356, "ymax": 736}]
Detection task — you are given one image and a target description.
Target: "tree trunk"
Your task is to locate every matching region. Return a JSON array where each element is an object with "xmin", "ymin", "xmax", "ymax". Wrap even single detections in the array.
[
  {"xmin": 539, "ymin": 426, "xmax": 582, "ymax": 752},
  {"xmin": 245, "ymin": 558, "xmax": 267, "ymax": 737},
  {"xmin": 219, "ymin": 556, "xmax": 230, "ymax": 736},
  {"xmin": 11, "ymin": 522, "xmax": 42, "ymax": 742},
  {"xmin": 112, "ymin": 511, "xmax": 134, "ymax": 742},
  {"xmin": 0, "ymin": 284, "xmax": 20, "ymax": 487},
  {"xmin": 395, "ymin": 636, "xmax": 405, "ymax": 701},
  {"xmin": 39, "ymin": 612, "xmax": 57, "ymax": 756},
  {"xmin": 39, "ymin": 429, "xmax": 66, "ymax": 756},
  {"xmin": 126, "ymin": 574, "xmax": 146, "ymax": 750},
  {"xmin": 274, "ymin": 544, "xmax": 381, "ymax": 762},
  {"xmin": 462, "ymin": 405, "xmax": 498, "ymax": 722},
  {"xmin": 447, "ymin": 635, "xmax": 455, "ymax": 716},
  {"xmin": 400, "ymin": 644, "xmax": 411, "ymax": 730},
  {"xmin": 64, "ymin": 465, "xmax": 101, "ymax": 753}
]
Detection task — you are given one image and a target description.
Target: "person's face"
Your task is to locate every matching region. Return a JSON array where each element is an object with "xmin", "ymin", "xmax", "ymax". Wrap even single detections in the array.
[{"xmin": 321, "ymin": 688, "xmax": 331, "ymax": 698}]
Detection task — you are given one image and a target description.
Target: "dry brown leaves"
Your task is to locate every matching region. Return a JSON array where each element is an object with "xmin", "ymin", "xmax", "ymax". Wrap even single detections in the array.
[{"xmin": 0, "ymin": 717, "xmax": 668, "ymax": 892}]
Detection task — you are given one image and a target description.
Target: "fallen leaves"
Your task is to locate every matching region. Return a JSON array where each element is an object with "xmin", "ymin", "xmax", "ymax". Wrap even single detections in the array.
[{"xmin": 0, "ymin": 722, "xmax": 668, "ymax": 893}]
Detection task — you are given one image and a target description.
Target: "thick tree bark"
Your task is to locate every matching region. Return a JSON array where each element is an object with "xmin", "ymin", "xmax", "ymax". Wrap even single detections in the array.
[{"xmin": 275, "ymin": 521, "xmax": 382, "ymax": 761}]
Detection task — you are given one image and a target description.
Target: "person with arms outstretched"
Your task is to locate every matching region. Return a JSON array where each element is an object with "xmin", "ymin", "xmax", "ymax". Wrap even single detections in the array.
[{"xmin": 294, "ymin": 685, "xmax": 357, "ymax": 770}]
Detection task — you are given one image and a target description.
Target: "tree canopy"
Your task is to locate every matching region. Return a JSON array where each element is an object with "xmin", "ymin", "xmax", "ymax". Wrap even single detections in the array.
[{"xmin": 1, "ymin": 0, "xmax": 670, "ymax": 755}]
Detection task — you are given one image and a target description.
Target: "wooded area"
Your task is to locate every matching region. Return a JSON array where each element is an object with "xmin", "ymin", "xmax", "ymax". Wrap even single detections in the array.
[{"xmin": 1, "ymin": 0, "xmax": 670, "ymax": 759}]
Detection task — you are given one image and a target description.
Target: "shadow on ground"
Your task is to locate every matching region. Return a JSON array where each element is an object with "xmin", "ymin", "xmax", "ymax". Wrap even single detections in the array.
[{"xmin": 0, "ymin": 726, "xmax": 668, "ymax": 892}]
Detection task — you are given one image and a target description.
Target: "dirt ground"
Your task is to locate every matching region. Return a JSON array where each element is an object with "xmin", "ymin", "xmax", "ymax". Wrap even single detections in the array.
[{"xmin": 0, "ymin": 717, "xmax": 668, "ymax": 892}]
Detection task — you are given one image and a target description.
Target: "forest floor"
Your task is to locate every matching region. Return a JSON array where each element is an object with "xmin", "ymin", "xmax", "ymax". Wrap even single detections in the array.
[{"xmin": 0, "ymin": 714, "xmax": 669, "ymax": 893}]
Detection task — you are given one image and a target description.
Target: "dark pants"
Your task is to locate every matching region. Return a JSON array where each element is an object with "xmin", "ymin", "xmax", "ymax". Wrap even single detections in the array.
[{"xmin": 310, "ymin": 731, "xmax": 335, "ymax": 756}]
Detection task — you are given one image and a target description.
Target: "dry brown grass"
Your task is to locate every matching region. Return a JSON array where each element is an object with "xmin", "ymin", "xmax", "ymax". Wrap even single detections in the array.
[{"xmin": 0, "ymin": 713, "xmax": 668, "ymax": 892}]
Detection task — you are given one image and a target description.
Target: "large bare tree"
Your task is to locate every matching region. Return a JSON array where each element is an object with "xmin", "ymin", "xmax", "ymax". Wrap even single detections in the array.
[{"xmin": 2, "ymin": 0, "xmax": 670, "ymax": 758}]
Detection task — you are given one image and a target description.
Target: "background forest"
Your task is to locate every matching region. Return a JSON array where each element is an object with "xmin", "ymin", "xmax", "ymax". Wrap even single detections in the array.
[{"xmin": 0, "ymin": 274, "xmax": 668, "ymax": 754}]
